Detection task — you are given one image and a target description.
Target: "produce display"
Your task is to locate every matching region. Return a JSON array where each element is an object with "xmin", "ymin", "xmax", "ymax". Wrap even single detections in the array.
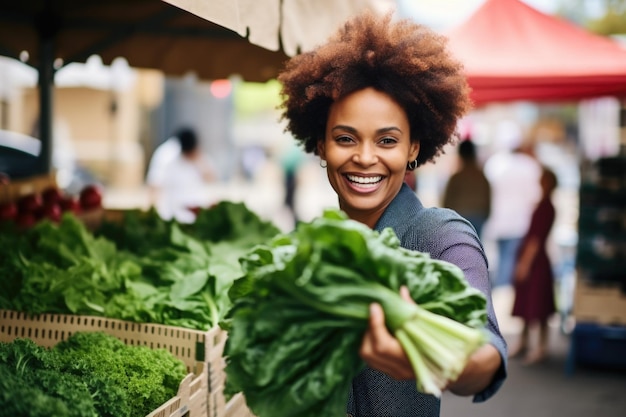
[
  {"xmin": 0, "ymin": 184, "xmax": 100, "ymax": 229},
  {"xmin": 0, "ymin": 201, "xmax": 279, "ymax": 331},
  {"xmin": 0, "ymin": 331, "xmax": 187, "ymax": 417},
  {"xmin": 0, "ymin": 191, "xmax": 281, "ymax": 417},
  {"xmin": 1, "ymin": 194, "xmax": 489, "ymax": 417},
  {"xmin": 223, "ymin": 209, "xmax": 488, "ymax": 417}
]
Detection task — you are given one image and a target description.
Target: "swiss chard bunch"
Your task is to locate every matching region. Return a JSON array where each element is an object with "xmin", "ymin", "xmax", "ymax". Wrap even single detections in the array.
[{"xmin": 224, "ymin": 209, "xmax": 488, "ymax": 417}]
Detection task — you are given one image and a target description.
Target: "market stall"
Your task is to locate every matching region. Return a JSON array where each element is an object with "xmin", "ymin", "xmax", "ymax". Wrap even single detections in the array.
[{"xmin": 445, "ymin": 0, "xmax": 626, "ymax": 106}]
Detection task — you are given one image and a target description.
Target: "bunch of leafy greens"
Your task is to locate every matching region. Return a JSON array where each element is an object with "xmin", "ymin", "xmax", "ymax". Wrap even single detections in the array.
[
  {"xmin": 0, "ymin": 202, "xmax": 279, "ymax": 331},
  {"xmin": 0, "ymin": 332, "xmax": 187, "ymax": 417},
  {"xmin": 224, "ymin": 209, "xmax": 488, "ymax": 417}
]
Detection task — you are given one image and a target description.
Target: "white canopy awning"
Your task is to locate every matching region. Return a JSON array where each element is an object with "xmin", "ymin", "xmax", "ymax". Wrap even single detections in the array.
[{"xmin": 163, "ymin": 0, "xmax": 396, "ymax": 56}]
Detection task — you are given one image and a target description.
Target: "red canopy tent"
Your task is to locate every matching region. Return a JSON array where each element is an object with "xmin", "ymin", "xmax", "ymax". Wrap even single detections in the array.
[{"xmin": 445, "ymin": 0, "xmax": 626, "ymax": 106}]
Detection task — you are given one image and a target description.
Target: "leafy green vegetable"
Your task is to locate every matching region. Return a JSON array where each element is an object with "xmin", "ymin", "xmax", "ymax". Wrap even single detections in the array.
[
  {"xmin": 0, "ymin": 364, "xmax": 76, "ymax": 417},
  {"xmin": 56, "ymin": 332, "xmax": 187, "ymax": 417},
  {"xmin": 185, "ymin": 201, "xmax": 280, "ymax": 243},
  {"xmin": 224, "ymin": 209, "xmax": 488, "ymax": 417},
  {"xmin": 0, "ymin": 202, "xmax": 280, "ymax": 330},
  {"xmin": 96, "ymin": 207, "xmax": 174, "ymax": 256},
  {"xmin": 0, "ymin": 332, "xmax": 188, "ymax": 417},
  {"xmin": 0, "ymin": 338, "xmax": 101, "ymax": 417}
]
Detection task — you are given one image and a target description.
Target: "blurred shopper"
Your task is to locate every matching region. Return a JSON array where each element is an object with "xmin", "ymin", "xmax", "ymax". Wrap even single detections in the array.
[
  {"xmin": 484, "ymin": 121, "xmax": 542, "ymax": 288},
  {"xmin": 148, "ymin": 127, "xmax": 216, "ymax": 223},
  {"xmin": 146, "ymin": 133, "xmax": 181, "ymax": 205},
  {"xmin": 442, "ymin": 139, "xmax": 491, "ymax": 238},
  {"xmin": 509, "ymin": 166, "xmax": 558, "ymax": 365},
  {"xmin": 280, "ymin": 142, "xmax": 305, "ymax": 223},
  {"xmin": 240, "ymin": 145, "xmax": 267, "ymax": 181}
]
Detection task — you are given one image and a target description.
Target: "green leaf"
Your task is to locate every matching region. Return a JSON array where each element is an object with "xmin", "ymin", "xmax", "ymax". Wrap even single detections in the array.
[{"xmin": 170, "ymin": 270, "xmax": 209, "ymax": 300}]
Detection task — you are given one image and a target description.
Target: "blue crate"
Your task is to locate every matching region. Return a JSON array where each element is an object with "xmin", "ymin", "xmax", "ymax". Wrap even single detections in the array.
[{"xmin": 566, "ymin": 322, "xmax": 626, "ymax": 374}]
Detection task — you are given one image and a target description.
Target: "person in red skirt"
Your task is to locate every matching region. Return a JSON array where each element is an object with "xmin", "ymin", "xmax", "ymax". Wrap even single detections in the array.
[{"xmin": 509, "ymin": 166, "xmax": 558, "ymax": 365}]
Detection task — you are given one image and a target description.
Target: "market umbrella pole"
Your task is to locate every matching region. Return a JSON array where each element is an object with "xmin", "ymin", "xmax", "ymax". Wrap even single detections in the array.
[{"xmin": 37, "ymin": 33, "xmax": 55, "ymax": 175}]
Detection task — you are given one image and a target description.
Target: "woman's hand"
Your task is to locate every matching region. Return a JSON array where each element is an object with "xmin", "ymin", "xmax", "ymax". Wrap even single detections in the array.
[
  {"xmin": 359, "ymin": 287, "xmax": 416, "ymax": 380},
  {"xmin": 359, "ymin": 286, "xmax": 502, "ymax": 397}
]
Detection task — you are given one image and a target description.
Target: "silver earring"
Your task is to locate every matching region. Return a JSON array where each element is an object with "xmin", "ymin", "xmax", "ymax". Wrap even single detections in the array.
[
  {"xmin": 320, "ymin": 160, "xmax": 327, "ymax": 168},
  {"xmin": 407, "ymin": 159, "xmax": 418, "ymax": 170}
]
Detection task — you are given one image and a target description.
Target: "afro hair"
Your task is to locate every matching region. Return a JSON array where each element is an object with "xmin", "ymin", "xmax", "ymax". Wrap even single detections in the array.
[{"xmin": 278, "ymin": 10, "xmax": 472, "ymax": 168}]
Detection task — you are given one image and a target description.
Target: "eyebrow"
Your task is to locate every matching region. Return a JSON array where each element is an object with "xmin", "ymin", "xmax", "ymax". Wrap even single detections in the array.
[{"xmin": 331, "ymin": 125, "xmax": 403, "ymax": 135}]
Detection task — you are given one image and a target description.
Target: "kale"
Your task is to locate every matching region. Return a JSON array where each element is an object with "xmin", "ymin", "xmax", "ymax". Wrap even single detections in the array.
[
  {"xmin": 0, "ymin": 332, "xmax": 188, "ymax": 417},
  {"xmin": 0, "ymin": 339, "xmax": 97, "ymax": 417}
]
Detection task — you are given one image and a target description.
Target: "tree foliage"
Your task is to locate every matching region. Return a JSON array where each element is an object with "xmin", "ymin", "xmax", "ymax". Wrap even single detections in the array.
[{"xmin": 555, "ymin": 0, "xmax": 626, "ymax": 36}]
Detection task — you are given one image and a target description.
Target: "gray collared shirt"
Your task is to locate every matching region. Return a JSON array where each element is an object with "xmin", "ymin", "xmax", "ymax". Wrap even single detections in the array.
[{"xmin": 346, "ymin": 184, "xmax": 508, "ymax": 417}]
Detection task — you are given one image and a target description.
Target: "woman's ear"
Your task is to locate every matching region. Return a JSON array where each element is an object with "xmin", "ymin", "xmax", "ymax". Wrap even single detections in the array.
[
  {"xmin": 317, "ymin": 140, "xmax": 326, "ymax": 160},
  {"xmin": 409, "ymin": 141, "xmax": 420, "ymax": 162}
]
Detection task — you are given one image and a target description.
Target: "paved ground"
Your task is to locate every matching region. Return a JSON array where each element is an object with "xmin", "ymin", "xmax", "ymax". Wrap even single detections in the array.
[
  {"xmin": 442, "ymin": 330, "xmax": 626, "ymax": 417},
  {"xmin": 441, "ymin": 287, "xmax": 626, "ymax": 417}
]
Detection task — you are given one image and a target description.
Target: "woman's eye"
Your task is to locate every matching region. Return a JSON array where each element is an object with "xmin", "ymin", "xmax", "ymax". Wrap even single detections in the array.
[
  {"xmin": 335, "ymin": 135, "xmax": 354, "ymax": 143},
  {"xmin": 379, "ymin": 137, "xmax": 397, "ymax": 145}
]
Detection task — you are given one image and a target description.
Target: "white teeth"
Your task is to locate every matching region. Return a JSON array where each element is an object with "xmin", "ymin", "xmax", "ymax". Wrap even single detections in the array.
[{"xmin": 346, "ymin": 175, "xmax": 382, "ymax": 184}]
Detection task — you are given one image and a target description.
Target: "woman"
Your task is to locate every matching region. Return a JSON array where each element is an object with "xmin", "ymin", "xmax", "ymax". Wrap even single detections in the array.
[
  {"xmin": 510, "ymin": 166, "xmax": 558, "ymax": 365},
  {"xmin": 278, "ymin": 10, "xmax": 507, "ymax": 417}
]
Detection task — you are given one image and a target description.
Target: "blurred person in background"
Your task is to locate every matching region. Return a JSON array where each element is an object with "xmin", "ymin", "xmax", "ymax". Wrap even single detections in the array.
[
  {"xmin": 442, "ymin": 138, "xmax": 491, "ymax": 238},
  {"xmin": 484, "ymin": 121, "xmax": 542, "ymax": 288},
  {"xmin": 147, "ymin": 127, "xmax": 216, "ymax": 223},
  {"xmin": 280, "ymin": 141, "xmax": 305, "ymax": 223},
  {"xmin": 509, "ymin": 166, "xmax": 558, "ymax": 365},
  {"xmin": 278, "ymin": 10, "xmax": 507, "ymax": 417},
  {"xmin": 146, "ymin": 131, "xmax": 181, "ymax": 204}
]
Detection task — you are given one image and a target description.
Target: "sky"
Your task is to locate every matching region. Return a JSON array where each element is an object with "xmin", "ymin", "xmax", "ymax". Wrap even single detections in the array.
[{"xmin": 396, "ymin": 0, "xmax": 561, "ymax": 31}]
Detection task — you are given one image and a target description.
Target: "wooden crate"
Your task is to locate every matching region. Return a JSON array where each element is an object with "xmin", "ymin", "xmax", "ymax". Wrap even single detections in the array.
[
  {"xmin": 223, "ymin": 393, "xmax": 257, "ymax": 417},
  {"xmin": 0, "ymin": 309, "xmax": 228, "ymax": 417},
  {"xmin": 573, "ymin": 279, "xmax": 626, "ymax": 325},
  {"xmin": 147, "ymin": 373, "xmax": 204, "ymax": 417},
  {"xmin": 0, "ymin": 173, "xmax": 57, "ymax": 204}
]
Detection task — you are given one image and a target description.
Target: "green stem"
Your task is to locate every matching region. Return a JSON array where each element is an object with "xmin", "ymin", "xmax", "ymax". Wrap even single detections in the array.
[
  {"xmin": 403, "ymin": 319, "xmax": 461, "ymax": 372},
  {"xmin": 397, "ymin": 308, "xmax": 488, "ymax": 390},
  {"xmin": 396, "ymin": 329, "xmax": 442, "ymax": 397},
  {"xmin": 202, "ymin": 292, "xmax": 219, "ymax": 326}
]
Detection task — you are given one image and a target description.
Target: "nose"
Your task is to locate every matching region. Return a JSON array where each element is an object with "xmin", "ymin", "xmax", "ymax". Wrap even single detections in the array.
[{"xmin": 352, "ymin": 142, "xmax": 378, "ymax": 166}]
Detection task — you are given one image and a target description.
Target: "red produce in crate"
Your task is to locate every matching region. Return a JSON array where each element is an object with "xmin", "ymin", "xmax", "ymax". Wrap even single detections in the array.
[
  {"xmin": 42, "ymin": 186, "xmax": 63, "ymax": 205},
  {"xmin": 15, "ymin": 211, "xmax": 37, "ymax": 229},
  {"xmin": 60, "ymin": 195, "xmax": 82, "ymax": 214},
  {"xmin": 0, "ymin": 201, "xmax": 17, "ymax": 222},
  {"xmin": 41, "ymin": 202, "xmax": 62, "ymax": 222},
  {"xmin": 17, "ymin": 193, "xmax": 42, "ymax": 214},
  {"xmin": 79, "ymin": 185, "xmax": 103, "ymax": 210}
]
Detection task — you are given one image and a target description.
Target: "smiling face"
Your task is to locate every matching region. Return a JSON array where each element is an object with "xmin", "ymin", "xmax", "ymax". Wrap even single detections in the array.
[{"xmin": 318, "ymin": 87, "xmax": 420, "ymax": 228}]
